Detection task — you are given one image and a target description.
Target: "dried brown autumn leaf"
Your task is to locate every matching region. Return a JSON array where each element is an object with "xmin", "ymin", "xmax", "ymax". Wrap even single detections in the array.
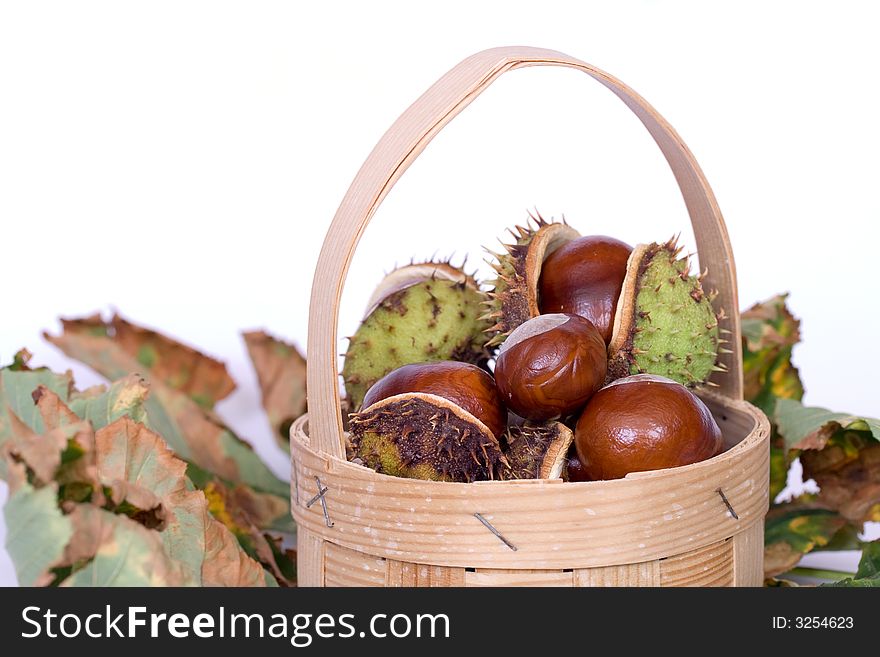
[
  {"xmin": 93, "ymin": 416, "xmax": 267, "ymax": 586},
  {"xmin": 774, "ymin": 398, "xmax": 880, "ymax": 525},
  {"xmin": 204, "ymin": 480, "xmax": 296, "ymax": 586},
  {"xmin": 59, "ymin": 504, "xmax": 189, "ymax": 586},
  {"xmin": 0, "ymin": 349, "xmax": 74, "ymax": 479},
  {"xmin": 44, "ymin": 317, "xmax": 291, "ymax": 504},
  {"xmin": 61, "ymin": 313, "xmax": 236, "ymax": 409},
  {"xmin": 242, "ymin": 330, "xmax": 307, "ymax": 450}
]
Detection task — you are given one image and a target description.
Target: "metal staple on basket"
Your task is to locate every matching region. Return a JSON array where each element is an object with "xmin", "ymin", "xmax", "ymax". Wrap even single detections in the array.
[
  {"xmin": 306, "ymin": 476, "xmax": 334, "ymax": 527},
  {"xmin": 474, "ymin": 513, "xmax": 517, "ymax": 551},
  {"xmin": 716, "ymin": 488, "xmax": 739, "ymax": 520}
]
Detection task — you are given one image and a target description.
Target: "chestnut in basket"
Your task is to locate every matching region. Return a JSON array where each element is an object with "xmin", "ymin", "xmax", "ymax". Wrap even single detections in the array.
[
  {"xmin": 574, "ymin": 374, "xmax": 723, "ymax": 480},
  {"xmin": 606, "ymin": 238, "xmax": 721, "ymax": 386},
  {"xmin": 361, "ymin": 361, "xmax": 506, "ymax": 439},
  {"xmin": 342, "ymin": 262, "xmax": 490, "ymax": 410},
  {"xmin": 484, "ymin": 215, "xmax": 722, "ymax": 388},
  {"xmin": 501, "ymin": 421, "xmax": 574, "ymax": 480},
  {"xmin": 494, "ymin": 314, "xmax": 607, "ymax": 421},
  {"xmin": 349, "ymin": 361, "xmax": 509, "ymax": 482},
  {"xmin": 483, "ymin": 212, "xmax": 579, "ymax": 347},
  {"xmin": 538, "ymin": 235, "xmax": 632, "ymax": 344},
  {"xmin": 563, "ymin": 445, "xmax": 591, "ymax": 482}
]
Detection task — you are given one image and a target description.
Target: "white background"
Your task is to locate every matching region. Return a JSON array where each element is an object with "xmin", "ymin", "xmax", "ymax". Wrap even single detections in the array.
[{"xmin": 1, "ymin": 1, "xmax": 878, "ymax": 585}]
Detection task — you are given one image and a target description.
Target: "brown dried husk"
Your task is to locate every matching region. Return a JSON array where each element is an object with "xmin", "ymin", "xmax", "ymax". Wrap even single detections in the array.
[
  {"xmin": 484, "ymin": 213, "xmax": 579, "ymax": 347},
  {"xmin": 349, "ymin": 393, "xmax": 508, "ymax": 482},
  {"xmin": 502, "ymin": 421, "xmax": 574, "ymax": 480}
]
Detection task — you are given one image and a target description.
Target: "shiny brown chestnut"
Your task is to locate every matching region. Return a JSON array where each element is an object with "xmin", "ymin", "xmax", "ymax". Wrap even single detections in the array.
[
  {"xmin": 574, "ymin": 374, "xmax": 723, "ymax": 480},
  {"xmin": 361, "ymin": 361, "xmax": 506, "ymax": 439},
  {"xmin": 564, "ymin": 444, "xmax": 591, "ymax": 482},
  {"xmin": 538, "ymin": 235, "xmax": 633, "ymax": 344},
  {"xmin": 493, "ymin": 314, "xmax": 607, "ymax": 422}
]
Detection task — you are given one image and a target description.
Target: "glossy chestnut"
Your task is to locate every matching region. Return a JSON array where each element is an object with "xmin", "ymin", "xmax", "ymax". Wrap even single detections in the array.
[
  {"xmin": 361, "ymin": 361, "xmax": 506, "ymax": 439},
  {"xmin": 564, "ymin": 445, "xmax": 591, "ymax": 482},
  {"xmin": 538, "ymin": 235, "xmax": 633, "ymax": 344},
  {"xmin": 574, "ymin": 374, "xmax": 723, "ymax": 480},
  {"xmin": 493, "ymin": 314, "xmax": 607, "ymax": 422}
]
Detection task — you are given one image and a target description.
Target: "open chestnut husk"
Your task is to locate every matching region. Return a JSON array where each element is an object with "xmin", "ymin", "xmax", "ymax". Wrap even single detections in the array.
[
  {"xmin": 574, "ymin": 374, "xmax": 723, "ymax": 480},
  {"xmin": 361, "ymin": 361, "xmax": 506, "ymax": 440},
  {"xmin": 538, "ymin": 235, "xmax": 632, "ymax": 344},
  {"xmin": 483, "ymin": 212, "xmax": 579, "ymax": 347},
  {"xmin": 501, "ymin": 421, "xmax": 574, "ymax": 480},
  {"xmin": 349, "ymin": 361, "xmax": 508, "ymax": 482},
  {"xmin": 494, "ymin": 314, "xmax": 607, "ymax": 421},
  {"xmin": 342, "ymin": 261, "xmax": 491, "ymax": 410},
  {"xmin": 607, "ymin": 238, "xmax": 723, "ymax": 386}
]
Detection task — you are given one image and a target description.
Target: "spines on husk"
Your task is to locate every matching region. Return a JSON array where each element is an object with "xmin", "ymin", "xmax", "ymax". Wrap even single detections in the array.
[
  {"xmin": 349, "ymin": 393, "xmax": 508, "ymax": 482},
  {"xmin": 607, "ymin": 237, "xmax": 723, "ymax": 386},
  {"xmin": 483, "ymin": 212, "xmax": 579, "ymax": 347},
  {"xmin": 500, "ymin": 421, "xmax": 574, "ymax": 480},
  {"xmin": 342, "ymin": 261, "xmax": 491, "ymax": 410}
]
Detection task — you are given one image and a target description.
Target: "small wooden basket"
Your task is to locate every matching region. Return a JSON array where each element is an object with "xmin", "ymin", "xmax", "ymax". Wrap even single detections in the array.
[{"xmin": 292, "ymin": 47, "xmax": 770, "ymax": 587}]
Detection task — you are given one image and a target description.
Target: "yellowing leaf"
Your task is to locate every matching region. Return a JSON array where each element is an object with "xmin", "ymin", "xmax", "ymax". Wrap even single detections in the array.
[
  {"xmin": 3, "ymin": 387, "xmax": 271, "ymax": 587},
  {"xmin": 741, "ymin": 293, "xmax": 804, "ymax": 417},
  {"xmin": 44, "ymin": 318, "xmax": 289, "ymax": 501},
  {"xmin": 57, "ymin": 314, "xmax": 235, "ymax": 409},
  {"xmin": 775, "ymin": 399, "xmax": 880, "ymax": 525},
  {"xmin": 93, "ymin": 417, "xmax": 267, "ymax": 586},
  {"xmin": 0, "ymin": 350, "xmax": 73, "ymax": 478},
  {"xmin": 243, "ymin": 330, "xmax": 307, "ymax": 450},
  {"xmin": 763, "ymin": 508, "xmax": 849, "ymax": 577},
  {"xmin": 204, "ymin": 480, "xmax": 296, "ymax": 586}
]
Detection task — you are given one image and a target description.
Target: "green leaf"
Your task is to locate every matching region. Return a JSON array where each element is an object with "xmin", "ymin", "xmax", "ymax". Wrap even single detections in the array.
[
  {"xmin": 0, "ymin": 350, "xmax": 73, "ymax": 478},
  {"xmin": 3, "ymin": 481, "xmax": 73, "ymax": 586},
  {"xmin": 60, "ymin": 505, "xmax": 190, "ymax": 587},
  {"xmin": 774, "ymin": 399, "xmax": 880, "ymax": 524},
  {"xmin": 826, "ymin": 541, "xmax": 880, "ymax": 587},
  {"xmin": 93, "ymin": 416, "xmax": 268, "ymax": 586},
  {"xmin": 775, "ymin": 398, "xmax": 880, "ymax": 452},
  {"xmin": 769, "ymin": 446, "xmax": 788, "ymax": 502},
  {"xmin": 740, "ymin": 295, "xmax": 804, "ymax": 507},
  {"xmin": 68, "ymin": 374, "xmax": 149, "ymax": 430},
  {"xmin": 3, "ymin": 387, "xmax": 270, "ymax": 587},
  {"xmin": 741, "ymin": 294, "xmax": 804, "ymax": 418},
  {"xmin": 44, "ymin": 317, "xmax": 290, "ymax": 501},
  {"xmin": 763, "ymin": 508, "xmax": 849, "ymax": 578}
]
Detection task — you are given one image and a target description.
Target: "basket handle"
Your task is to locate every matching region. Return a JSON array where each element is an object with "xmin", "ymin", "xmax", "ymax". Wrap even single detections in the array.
[{"xmin": 307, "ymin": 46, "xmax": 743, "ymax": 459}]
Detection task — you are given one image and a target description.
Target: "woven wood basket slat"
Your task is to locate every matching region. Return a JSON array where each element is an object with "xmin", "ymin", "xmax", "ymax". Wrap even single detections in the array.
[{"xmin": 292, "ymin": 46, "xmax": 770, "ymax": 587}]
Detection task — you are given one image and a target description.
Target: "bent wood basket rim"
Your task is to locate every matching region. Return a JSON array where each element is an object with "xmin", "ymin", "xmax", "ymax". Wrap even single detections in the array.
[
  {"xmin": 291, "ymin": 390, "xmax": 769, "ymax": 571},
  {"xmin": 298, "ymin": 46, "xmax": 770, "ymax": 585}
]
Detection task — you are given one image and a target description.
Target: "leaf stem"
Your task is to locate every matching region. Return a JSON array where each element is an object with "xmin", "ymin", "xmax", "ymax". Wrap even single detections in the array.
[{"xmin": 788, "ymin": 566, "xmax": 856, "ymax": 581}]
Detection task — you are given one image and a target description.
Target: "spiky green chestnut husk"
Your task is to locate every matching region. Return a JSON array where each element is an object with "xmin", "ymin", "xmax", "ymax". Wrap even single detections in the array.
[
  {"xmin": 501, "ymin": 421, "xmax": 574, "ymax": 480},
  {"xmin": 483, "ymin": 213, "xmax": 579, "ymax": 348},
  {"xmin": 607, "ymin": 238, "xmax": 724, "ymax": 386},
  {"xmin": 349, "ymin": 393, "xmax": 508, "ymax": 482},
  {"xmin": 342, "ymin": 263, "xmax": 490, "ymax": 410}
]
